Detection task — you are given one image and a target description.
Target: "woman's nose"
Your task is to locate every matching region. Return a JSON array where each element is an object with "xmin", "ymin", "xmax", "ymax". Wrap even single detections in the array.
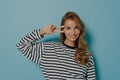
[{"xmin": 71, "ymin": 29, "xmax": 75, "ymax": 34}]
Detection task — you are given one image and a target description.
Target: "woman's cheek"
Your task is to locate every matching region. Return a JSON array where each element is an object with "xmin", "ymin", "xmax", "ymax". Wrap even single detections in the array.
[
  {"xmin": 65, "ymin": 30, "xmax": 70, "ymax": 34},
  {"xmin": 75, "ymin": 30, "xmax": 80, "ymax": 34}
]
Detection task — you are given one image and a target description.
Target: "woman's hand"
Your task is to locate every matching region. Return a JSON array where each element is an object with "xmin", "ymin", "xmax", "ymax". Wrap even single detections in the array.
[{"xmin": 40, "ymin": 24, "xmax": 64, "ymax": 36}]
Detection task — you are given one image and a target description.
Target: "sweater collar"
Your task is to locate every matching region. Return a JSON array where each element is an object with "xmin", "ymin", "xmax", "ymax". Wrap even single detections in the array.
[{"xmin": 62, "ymin": 42, "xmax": 76, "ymax": 49}]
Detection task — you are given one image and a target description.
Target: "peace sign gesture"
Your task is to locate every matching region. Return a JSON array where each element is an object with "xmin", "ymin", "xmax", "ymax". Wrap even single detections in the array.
[{"xmin": 40, "ymin": 24, "xmax": 64, "ymax": 36}]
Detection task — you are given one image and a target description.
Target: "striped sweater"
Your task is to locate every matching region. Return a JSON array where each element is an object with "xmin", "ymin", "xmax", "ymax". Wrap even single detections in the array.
[{"xmin": 16, "ymin": 29, "xmax": 96, "ymax": 80}]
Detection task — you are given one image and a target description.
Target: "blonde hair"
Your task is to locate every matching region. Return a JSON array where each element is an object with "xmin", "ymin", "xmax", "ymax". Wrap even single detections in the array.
[{"xmin": 60, "ymin": 11, "xmax": 91, "ymax": 65}]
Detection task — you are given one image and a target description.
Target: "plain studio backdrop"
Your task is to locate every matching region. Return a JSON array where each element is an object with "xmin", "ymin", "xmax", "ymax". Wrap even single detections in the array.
[{"xmin": 0, "ymin": 0, "xmax": 120, "ymax": 80}]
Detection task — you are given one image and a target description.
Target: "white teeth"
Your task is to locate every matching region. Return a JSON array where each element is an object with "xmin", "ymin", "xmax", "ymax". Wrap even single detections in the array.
[
  {"xmin": 71, "ymin": 36, "xmax": 76, "ymax": 37},
  {"xmin": 70, "ymin": 36, "xmax": 76, "ymax": 39}
]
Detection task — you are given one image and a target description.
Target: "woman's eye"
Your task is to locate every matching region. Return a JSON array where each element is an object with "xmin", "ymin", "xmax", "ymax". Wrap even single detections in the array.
[
  {"xmin": 75, "ymin": 27, "xmax": 80, "ymax": 29},
  {"xmin": 65, "ymin": 27, "xmax": 71, "ymax": 30}
]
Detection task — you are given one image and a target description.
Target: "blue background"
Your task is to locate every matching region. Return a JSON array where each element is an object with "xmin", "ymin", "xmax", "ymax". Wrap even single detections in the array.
[{"xmin": 0, "ymin": 0, "xmax": 120, "ymax": 80}]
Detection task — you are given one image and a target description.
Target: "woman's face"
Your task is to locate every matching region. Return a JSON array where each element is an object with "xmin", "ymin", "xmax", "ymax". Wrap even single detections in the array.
[{"xmin": 63, "ymin": 19, "xmax": 80, "ymax": 43}]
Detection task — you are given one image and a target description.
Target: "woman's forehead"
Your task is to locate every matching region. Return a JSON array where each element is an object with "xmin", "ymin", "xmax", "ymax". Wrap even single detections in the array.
[
  {"xmin": 64, "ymin": 19, "xmax": 77, "ymax": 27},
  {"xmin": 64, "ymin": 19, "xmax": 82, "ymax": 29}
]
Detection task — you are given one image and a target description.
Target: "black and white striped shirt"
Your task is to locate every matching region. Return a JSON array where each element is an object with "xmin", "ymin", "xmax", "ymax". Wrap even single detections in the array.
[{"xmin": 16, "ymin": 29, "xmax": 96, "ymax": 80}]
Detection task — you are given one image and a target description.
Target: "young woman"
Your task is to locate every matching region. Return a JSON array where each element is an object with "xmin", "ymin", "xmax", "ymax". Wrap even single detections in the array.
[{"xmin": 16, "ymin": 11, "xmax": 96, "ymax": 80}]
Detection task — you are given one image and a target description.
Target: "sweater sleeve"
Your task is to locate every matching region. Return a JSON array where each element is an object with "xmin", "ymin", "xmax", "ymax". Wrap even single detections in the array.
[
  {"xmin": 86, "ymin": 56, "xmax": 96, "ymax": 80},
  {"xmin": 16, "ymin": 29, "xmax": 43, "ymax": 65}
]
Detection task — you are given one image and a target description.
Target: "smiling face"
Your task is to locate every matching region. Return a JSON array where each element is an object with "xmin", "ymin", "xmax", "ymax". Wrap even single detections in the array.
[
  {"xmin": 63, "ymin": 19, "xmax": 80, "ymax": 45},
  {"xmin": 60, "ymin": 12, "xmax": 89, "ymax": 65}
]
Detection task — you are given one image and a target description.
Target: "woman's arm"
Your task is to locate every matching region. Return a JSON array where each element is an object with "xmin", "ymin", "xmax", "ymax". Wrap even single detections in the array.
[
  {"xmin": 86, "ymin": 56, "xmax": 96, "ymax": 80},
  {"xmin": 16, "ymin": 24, "xmax": 57, "ymax": 65},
  {"xmin": 16, "ymin": 29, "xmax": 43, "ymax": 65}
]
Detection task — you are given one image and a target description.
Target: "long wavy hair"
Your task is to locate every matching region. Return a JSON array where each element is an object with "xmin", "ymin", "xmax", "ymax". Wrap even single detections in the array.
[{"xmin": 60, "ymin": 11, "xmax": 91, "ymax": 65}]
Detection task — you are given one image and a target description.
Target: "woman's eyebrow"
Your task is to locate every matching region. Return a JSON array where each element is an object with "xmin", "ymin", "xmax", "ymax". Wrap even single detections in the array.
[
  {"xmin": 64, "ymin": 26, "xmax": 70, "ymax": 27},
  {"xmin": 75, "ymin": 25, "xmax": 79, "ymax": 27}
]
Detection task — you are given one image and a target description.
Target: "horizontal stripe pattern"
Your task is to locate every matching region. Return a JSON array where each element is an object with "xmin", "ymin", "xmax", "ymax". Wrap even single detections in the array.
[{"xmin": 16, "ymin": 29, "xmax": 96, "ymax": 80}]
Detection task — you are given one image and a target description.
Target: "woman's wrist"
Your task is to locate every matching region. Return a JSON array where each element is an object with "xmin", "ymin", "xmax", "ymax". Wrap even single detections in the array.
[{"xmin": 39, "ymin": 29, "xmax": 45, "ymax": 37}]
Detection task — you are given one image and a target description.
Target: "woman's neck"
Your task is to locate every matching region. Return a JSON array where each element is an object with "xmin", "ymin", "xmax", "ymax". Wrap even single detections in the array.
[{"xmin": 64, "ymin": 39, "xmax": 75, "ymax": 47}]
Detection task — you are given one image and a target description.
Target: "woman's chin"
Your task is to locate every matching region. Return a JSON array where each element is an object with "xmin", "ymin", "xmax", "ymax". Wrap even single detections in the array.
[{"xmin": 69, "ymin": 38, "xmax": 77, "ymax": 42}]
